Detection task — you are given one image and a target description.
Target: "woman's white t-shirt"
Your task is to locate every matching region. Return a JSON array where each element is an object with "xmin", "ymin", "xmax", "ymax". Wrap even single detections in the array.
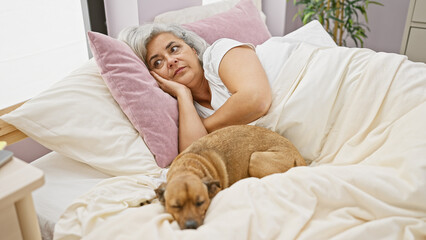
[
  {"xmin": 194, "ymin": 37, "xmax": 301, "ymax": 120},
  {"xmin": 195, "ymin": 21, "xmax": 337, "ymax": 119}
]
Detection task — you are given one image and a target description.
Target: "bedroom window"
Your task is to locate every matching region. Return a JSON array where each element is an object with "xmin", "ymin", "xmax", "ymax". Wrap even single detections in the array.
[{"xmin": 0, "ymin": 0, "xmax": 89, "ymax": 109}]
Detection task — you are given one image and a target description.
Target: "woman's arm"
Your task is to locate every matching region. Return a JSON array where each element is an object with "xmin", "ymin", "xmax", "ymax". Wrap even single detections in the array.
[
  {"xmin": 151, "ymin": 72, "xmax": 207, "ymax": 152},
  {"xmin": 203, "ymin": 45, "xmax": 272, "ymax": 133},
  {"xmin": 176, "ymin": 89, "xmax": 208, "ymax": 152}
]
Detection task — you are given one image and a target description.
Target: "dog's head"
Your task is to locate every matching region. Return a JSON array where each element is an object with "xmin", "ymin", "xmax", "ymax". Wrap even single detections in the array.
[{"xmin": 155, "ymin": 174, "xmax": 220, "ymax": 229}]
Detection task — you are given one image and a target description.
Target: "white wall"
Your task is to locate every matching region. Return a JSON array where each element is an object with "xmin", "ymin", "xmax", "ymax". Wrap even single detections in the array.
[
  {"xmin": 103, "ymin": 0, "xmax": 139, "ymax": 38},
  {"xmin": 263, "ymin": 0, "xmax": 287, "ymax": 36}
]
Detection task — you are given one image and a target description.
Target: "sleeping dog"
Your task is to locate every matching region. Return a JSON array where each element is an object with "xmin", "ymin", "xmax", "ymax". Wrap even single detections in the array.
[{"xmin": 155, "ymin": 125, "xmax": 306, "ymax": 229}]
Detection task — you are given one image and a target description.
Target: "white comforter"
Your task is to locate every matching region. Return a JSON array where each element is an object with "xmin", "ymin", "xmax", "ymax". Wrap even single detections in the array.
[{"xmin": 54, "ymin": 43, "xmax": 426, "ymax": 240}]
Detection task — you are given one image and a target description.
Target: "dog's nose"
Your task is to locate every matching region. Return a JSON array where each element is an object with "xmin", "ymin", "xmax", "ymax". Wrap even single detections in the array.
[{"xmin": 184, "ymin": 220, "xmax": 199, "ymax": 229}]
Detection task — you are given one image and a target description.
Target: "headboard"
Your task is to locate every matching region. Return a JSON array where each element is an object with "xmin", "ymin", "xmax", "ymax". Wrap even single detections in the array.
[{"xmin": 104, "ymin": 0, "xmax": 287, "ymax": 38}]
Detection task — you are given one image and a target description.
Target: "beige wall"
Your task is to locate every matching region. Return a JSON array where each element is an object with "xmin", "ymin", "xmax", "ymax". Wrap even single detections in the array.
[{"xmin": 285, "ymin": 0, "xmax": 410, "ymax": 54}]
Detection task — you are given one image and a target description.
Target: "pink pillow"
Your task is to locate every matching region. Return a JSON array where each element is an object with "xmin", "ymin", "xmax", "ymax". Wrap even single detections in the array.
[
  {"xmin": 87, "ymin": 32, "xmax": 178, "ymax": 168},
  {"xmin": 182, "ymin": 0, "xmax": 271, "ymax": 45},
  {"xmin": 86, "ymin": 0, "xmax": 271, "ymax": 168}
]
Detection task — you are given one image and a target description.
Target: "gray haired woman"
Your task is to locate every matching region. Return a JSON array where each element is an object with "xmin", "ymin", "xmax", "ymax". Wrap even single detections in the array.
[
  {"xmin": 119, "ymin": 23, "xmax": 272, "ymax": 152},
  {"xmin": 118, "ymin": 24, "xmax": 209, "ymax": 66}
]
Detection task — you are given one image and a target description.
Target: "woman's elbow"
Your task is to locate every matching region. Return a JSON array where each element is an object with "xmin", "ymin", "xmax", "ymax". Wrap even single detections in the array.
[
  {"xmin": 250, "ymin": 92, "xmax": 272, "ymax": 117},
  {"xmin": 258, "ymin": 95, "xmax": 272, "ymax": 116}
]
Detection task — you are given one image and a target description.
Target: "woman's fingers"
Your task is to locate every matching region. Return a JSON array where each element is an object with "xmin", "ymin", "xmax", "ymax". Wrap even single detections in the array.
[
  {"xmin": 151, "ymin": 71, "xmax": 169, "ymax": 89},
  {"xmin": 150, "ymin": 71, "xmax": 165, "ymax": 83},
  {"xmin": 150, "ymin": 71, "xmax": 182, "ymax": 97}
]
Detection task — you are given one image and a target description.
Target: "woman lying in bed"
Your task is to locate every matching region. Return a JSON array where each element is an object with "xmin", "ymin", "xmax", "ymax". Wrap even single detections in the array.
[{"xmin": 119, "ymin": 23, "xmax": 314, "ymax": 152}]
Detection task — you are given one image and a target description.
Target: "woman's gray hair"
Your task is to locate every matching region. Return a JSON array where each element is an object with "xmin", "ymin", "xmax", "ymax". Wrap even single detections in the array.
[{"xmin": 118, "ymin": 23, "xmax": 209, "ymax": 66}]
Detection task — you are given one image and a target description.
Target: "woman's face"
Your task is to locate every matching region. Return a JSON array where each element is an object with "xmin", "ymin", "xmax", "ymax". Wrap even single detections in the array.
[{"xmin": 146, "ymin": 32, "xmax": 203, "ymax": 87}]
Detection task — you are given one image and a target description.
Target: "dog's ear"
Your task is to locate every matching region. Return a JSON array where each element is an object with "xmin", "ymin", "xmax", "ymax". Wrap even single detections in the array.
[
  {"xmin": 203, "ymin": 178, "xmax": 221, "ymax": 199},
  {"xmin": 154, "ymin": 183, "xmax": 167, "ymax": 205}
]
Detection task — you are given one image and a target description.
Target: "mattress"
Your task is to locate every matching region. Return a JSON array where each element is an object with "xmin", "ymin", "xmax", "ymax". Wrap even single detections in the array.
[{"xmin": 30, "ymin": 151, "xmax": 111, "ymax": 240}]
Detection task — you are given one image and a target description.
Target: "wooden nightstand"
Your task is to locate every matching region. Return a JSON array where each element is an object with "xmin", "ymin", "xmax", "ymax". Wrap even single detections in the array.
[
  {"xmin": 401, "ymin": 0, "xmax": 426, "ymax": 63},
  {"xmin": 0, "ymin": 157, "xmax": 44, "ymax": 240}
]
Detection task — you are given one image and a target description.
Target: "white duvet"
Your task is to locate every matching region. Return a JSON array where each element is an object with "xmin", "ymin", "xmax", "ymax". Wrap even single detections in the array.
[{"xmin": 54, "ymin": 43, "xmax": 426, "ymax": 240}]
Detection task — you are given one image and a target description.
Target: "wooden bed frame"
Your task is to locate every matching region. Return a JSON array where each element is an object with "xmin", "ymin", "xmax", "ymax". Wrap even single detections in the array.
[{"xmin": 0, "ymin": 102, "xmax": 28, "ymax": 145}]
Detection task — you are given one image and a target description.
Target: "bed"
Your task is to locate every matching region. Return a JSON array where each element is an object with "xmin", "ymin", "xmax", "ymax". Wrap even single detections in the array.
[{"xmin": 1, "ymin": 0, "xmax": 425, "ymax": 239}]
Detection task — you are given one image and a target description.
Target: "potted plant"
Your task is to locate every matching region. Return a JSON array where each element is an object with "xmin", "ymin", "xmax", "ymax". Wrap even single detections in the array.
[{"xmin": 293, "ymin": 0, "xmax": 383, "ymax": 47}]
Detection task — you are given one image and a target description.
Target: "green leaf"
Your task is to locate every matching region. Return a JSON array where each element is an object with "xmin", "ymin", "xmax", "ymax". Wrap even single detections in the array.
[
  {"xmin": 303, "ymin": 12, "xmax": 315, "ymax": 24},
  {"xmin": 329, "ymin": 15, "xmax": 344, "ymax": 23},
  {"xmin": 293, "ymin": 13, "xmax": 299, "ymax": 22},
  {"xmin": 368, "ymin": 1, "xmax": 384, "ymax": 7}
]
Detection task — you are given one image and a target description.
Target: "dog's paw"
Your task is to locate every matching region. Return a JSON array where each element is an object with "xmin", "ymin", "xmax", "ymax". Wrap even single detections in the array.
[
  {"xmin": 140, "ymin": 199, "xmax": 151, "ymax": 206},
  {"xmin": 139, "ymin": 196, "xmax": 159, "ymax": 206}
]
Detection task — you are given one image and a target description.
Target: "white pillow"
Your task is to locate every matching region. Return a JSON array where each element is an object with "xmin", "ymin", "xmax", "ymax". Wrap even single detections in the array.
[
  {"xmin": 282, "ymin": 20, "xmax": 337, "ymax": 47},
  {"xmin": 154, "ymin": 0, "xmax": 266, "ymax": 24},
  {"xmin": 1, "ymin": 59, "xmax": 163, "ymax": 176}
]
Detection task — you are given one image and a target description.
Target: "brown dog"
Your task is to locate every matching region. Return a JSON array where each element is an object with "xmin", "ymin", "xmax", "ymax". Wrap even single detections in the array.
[{"xmin": 155, "ymin": 125, "xmax": 305, "ymax": 229}]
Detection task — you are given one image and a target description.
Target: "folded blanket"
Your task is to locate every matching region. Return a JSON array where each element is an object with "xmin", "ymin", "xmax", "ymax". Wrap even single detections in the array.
[{"xmin": 54, "ymin": 44, "xmax": 426, "ymax": 240}]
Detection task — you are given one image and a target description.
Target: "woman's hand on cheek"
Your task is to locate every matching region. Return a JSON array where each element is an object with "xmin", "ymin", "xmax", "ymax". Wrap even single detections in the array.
[{"xmin": 150, "ymin": 71, "xmax": 190, "ymax": 98}]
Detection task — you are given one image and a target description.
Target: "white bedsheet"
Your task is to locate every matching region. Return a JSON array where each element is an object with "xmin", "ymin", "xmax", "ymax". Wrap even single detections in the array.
[
  {"xmin": 31, "ymin": 152, "xmax": 111, "ymax": 240},
  {"xmin": 54, "ymin": 44, "xmax": 426, "ymax": 239}
]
